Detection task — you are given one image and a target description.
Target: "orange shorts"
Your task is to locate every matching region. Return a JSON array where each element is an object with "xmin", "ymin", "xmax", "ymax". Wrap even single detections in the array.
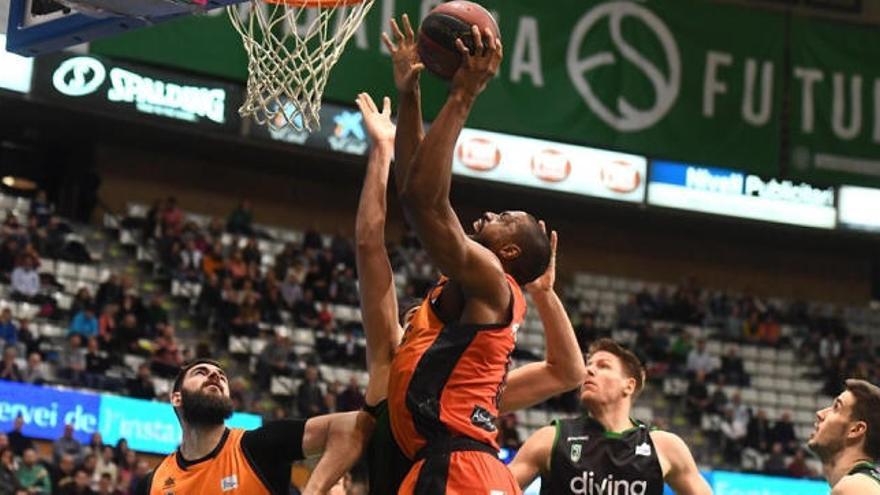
[{"xmin": 397, "ymin": 450, "xmax": 521, "ymax": 495}]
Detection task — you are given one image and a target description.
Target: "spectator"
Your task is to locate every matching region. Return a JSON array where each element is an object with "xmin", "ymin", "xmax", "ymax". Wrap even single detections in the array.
[
  {"xmin": 336, "ymin": 376, "xmax": 365, "ymax": 412},
  {"xmin": 70, "ymin": 288, "xmax": 94, "ymax": 317},
  {"xmin": 95, "ymin": 472, "xmax": 121, "ymax": 495},
  {"xmin": 58, "ymin": 468, "xmax": 95, "ymax": 495},
  {"xmin": 177, "ymin": 239, "xmax": 203, "ymax": 281},
  {"xmin": 669, "ymin": 331, "xmax": 693, "ymax": 371},
  {"xmin": 51, "ymin": 453, "xmax": 76, "ymax": 494},
  {"xmin": 21, "ymin": 352, "xmax": 44, "ymax": 385},
  {"xmin": 11, "ymin": 255, "xmax": 40, "ymax": 300},
  {"xmin": 685, "ymin": 370, "xmax": 710, "ymax": 425},
  {"xmin": 7, "ymin": 415, "xmax": 34, "ymax": 457},
  {"xmin": 324, "ymin": 381, "xmax": 339, "ymax": 413},
  {"xmin": 83, "ymin": 337, "xmax": 109, "ymax": 390},
  {"xmin": 617, "ymin": 294, "xmax": 643, "ymax": 328},
  {"xmin": 226, "ymin": 200, "xmax": 254, "ymax": 235},
  {"xmin": 719, "ymin": 408, "xmax": 746, "ymax": 465},
  {"xmin": 53, "ymin": 424, "xmax": 84, "ymax": 465},
  {"xmin": 297, "ymin": 366, "xmax": 325, "ymax": 418},
  {"xmin": 720, "ymin": 347, "xmax": 749, "ymax": 386},
  {"xmin": 201, "ymin": 241, "xmax": 224, "ymax": 279},
  {"xmin": 97, "ymin": 305, "xmax": 117, "ymax": 348},
  {"xmin": 787, "ymin": 448, "xmax": 815, "ymax": 478},
  {"xmin": 0, "ymin": 448, "xmax": 23, "ymax": 494},
  {"xmin": 0, "ymin": 238, "xmax": 19, "ymax": 274},
  {"xmin": 758, "ymin": 313, "xmax": 781, "ymax": 346},
  {"xmin": 280, "ymin": 271, "xmax": 303, "ymax": 308},
  {"xmin": 0, "ymin": 346, "xmax": 22, "ymax": 382},
  {"xmin": 771, "ymin": 411, "xmax": 798, "ymax": 455},
  {"xmin": 256, "ymin": 333, "xmax": 293, "ymax": 390},
  {"xmin": 729, "ymin": 392, "xmax": 750, "ymax": 428},
  {"xmin": 85, "ymin": 432, "xmax": 104, "ymax": 458},
  {"xmin": 17, "ymin": 448, "xmax": 51, "ymax": 494},
  {"xmin": 31, "ymin": 190, "xmax": 53, "ymax": 227},
  {"xmin": 143, "ymin": 294, "xmax": 168, "ymax": 337},
  {"xmin": 160, "ymin": 197, "xmax": 183, "ymax": 237},
  {"xmin": 113, "ymin": 440, "xmax": 130, "ymax": 470},
  {"xmin": 116, "ymin": 450, "xmax": 137, "ymax": 492},
  {"xmin": 151, "ymin": 325, "xmax": 183, "ymax": 378},
  {"xmin": 232, "ymin": 294, "xmax": 261, "ymax": 337},
  {"xmin": 93, "ymin": 446, "xmax": 117, "ymax": 488},
  {"xmin": 126, "ymin": 363, "xmax": 156, "ymax": 400},
  {"xmin": 745, "ymin": 409, "xmax": 772, "ymax": 453},
  {"xmin": 69, "ymin": 306, "xmax": 99, "ymax": 339},
  {"xmin": 127, "ymin": 460, "xmax": 150, "ymax": 495},
  {"xmin": 112, "ymin": 314, "xmax": 143, "ymax": 355},
  {"xmin": 95, "ymin": 275, "xmax": 123, "ymax": 313},
  {"xmin": 763, "ymin": 442, "xmax": 787, "ymax": 476},
  {"xmin": 59, "ymin": 334, "xmax": 87, "ymax": 386},
  {"xmin": 293, "ymin": 289, "xmax": 319, "ymax": 329},
  {"xmin": 686, "ymin": 339, "xmax": 715, "ymax": 377},
  {"xmin": 497, "ymin": 413, "xmax": 522, "ymax": 450},
  {"xmin": 0, "ymin": 309, "xmax": 17, "ymax": 347}
]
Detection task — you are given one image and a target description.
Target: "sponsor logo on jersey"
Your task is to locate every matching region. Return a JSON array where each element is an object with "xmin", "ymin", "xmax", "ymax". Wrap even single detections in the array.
[
  {"xmin": 570, "ymin": 472, "xmax": 647, "ymax": 495},
  {"xmin": 221, "ymin": 474, "xmax": 239, "ymax": 491},
  {"xmin": 635, "ymin": 442, "xmax": 652, "ymax": 457},
  {"xmin": 471, "ymin": 405, "xmax": 497, "ymax": 432},
  {"xmin": 570, "ymin": 443, "xmax": 583, "ymax": 463},
  {"xmin": 567, "ymin": 435, "xmax": 590, "ymax": 442}
]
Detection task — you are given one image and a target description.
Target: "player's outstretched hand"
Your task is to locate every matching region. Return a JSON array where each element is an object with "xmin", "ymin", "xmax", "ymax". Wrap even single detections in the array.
[
  {"xmin": 382, "ymin": 14, "xmax": 425, "ymax": 94},
  {"xmin": 451, "ymin": 25, "xmax": 502, "ymax": 98},
  {"xmin": 356, "ymin": 92, "xmax": 396, "ymax": 148},
  {"xmin": 525, "ymin": 221, "xmax": 557, "ymax": 294}
]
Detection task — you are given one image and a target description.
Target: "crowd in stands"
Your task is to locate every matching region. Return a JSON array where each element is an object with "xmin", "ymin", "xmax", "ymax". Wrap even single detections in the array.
[
  {"xmin": 0, "ymin": 190, "xmax": 876, "ymax": 489},
  {"xmin": 0, "ymin": 419, "xmax": 150, "ymax": 494}
]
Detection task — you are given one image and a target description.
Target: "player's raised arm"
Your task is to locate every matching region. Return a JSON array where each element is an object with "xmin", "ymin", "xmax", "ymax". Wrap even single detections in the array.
[
  {"xmin": 381, "ymin": 14, "xmax": 424, "ymax": 193},
  {"xmin": 508, "ymin": 425, "xmax": 555, "ymax": 489},
  {"xmin": 651, "ymin": 431, "xmax": 713, "ymax": 495},
  {"xmin": 501, "ymin": 227, "xmax": 585, "ymax": 413},
  {"xmin": 353, "ymin": 92, "xmax": 403, "ymax": 405},
  {"xmin": 300, "ymin": 411, "xmax": 375, "ymax": 495},
  {"xmin": 396, "ymin": 27, "xmax": 507, "ymax": 300}
]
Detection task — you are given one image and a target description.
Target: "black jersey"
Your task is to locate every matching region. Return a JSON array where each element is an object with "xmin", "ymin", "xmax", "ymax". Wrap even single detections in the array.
[
  {"xmin": 849, "ymin": 461, "xmax": 880, "ymax": 486},
  {"xmin": 540, "ymin": 416, "xmax": 664, "ymax": 495},
  {"xmin": 364, "ymin": 400, "xmax": 412, "ymax": 494}
]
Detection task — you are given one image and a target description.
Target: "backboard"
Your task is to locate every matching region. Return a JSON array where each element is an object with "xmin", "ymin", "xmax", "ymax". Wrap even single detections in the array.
[{"xmin": 4, "ymin": 0, "xmax": 245, "ymax": 56}]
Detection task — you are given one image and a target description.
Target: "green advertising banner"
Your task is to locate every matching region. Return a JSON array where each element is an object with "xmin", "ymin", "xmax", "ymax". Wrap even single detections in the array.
[
  {"xmin": 788, "ymin": 16, "xmax": 880, "ymax": 188},
  {"xmin": 91, "ymin": 0, "xmax": 788, "ymax": 175}
]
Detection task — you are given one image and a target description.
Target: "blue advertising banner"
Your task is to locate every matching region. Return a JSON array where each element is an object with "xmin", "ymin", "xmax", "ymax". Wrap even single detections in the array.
[
  {"xmin": 0, "ymin": 380, "xmax": 261, "ymax": 454},
  {"xmin": 712, "ymin": 470, "xmax": 827, "ymax": 495},
  {"xmin": 647, "ymin": 160, "xmax": 836, "ymax": 229}
]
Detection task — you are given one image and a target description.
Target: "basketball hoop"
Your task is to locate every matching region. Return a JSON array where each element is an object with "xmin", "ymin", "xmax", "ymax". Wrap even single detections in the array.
[{"xmin": 229, "ymin": 0, "xmax": 374, "ymax": 132}]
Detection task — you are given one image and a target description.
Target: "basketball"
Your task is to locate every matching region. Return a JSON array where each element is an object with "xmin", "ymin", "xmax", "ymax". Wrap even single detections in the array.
[{"xmin": 417, "ymin": 1, "xmax": 501, "ymax": 80}]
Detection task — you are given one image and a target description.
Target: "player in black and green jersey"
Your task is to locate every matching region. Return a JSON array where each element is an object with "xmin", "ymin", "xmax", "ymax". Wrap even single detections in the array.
[
  {"xmin": 510, "ymin": 339, "xmax": 711, "ymax": 495},
  {"xmin": 808, "ymin": 379, "xmax": 880, "ymax": 495}
]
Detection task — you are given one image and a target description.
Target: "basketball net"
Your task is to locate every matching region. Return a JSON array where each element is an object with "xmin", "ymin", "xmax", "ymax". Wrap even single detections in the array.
[{"xmin": 229, "ymin": 0, "xmax": 375, "ymax": 132}]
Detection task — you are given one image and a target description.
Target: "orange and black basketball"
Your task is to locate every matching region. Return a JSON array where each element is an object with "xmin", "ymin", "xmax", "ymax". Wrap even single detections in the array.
[{"xmin": 417, "ymin": 1, "xmax": 501, "ymax": 80}]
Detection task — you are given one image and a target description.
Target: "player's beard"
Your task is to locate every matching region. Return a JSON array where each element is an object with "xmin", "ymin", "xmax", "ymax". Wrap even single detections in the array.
[{"xmin": 180, "ymin": 387, "xmax": 234, "ymax": 427}]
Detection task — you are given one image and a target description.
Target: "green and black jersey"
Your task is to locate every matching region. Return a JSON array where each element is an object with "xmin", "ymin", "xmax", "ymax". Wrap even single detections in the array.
[
  {"xmin": 364, "ymin": 400, "xmax": 413, "ymax": 494},
  {"xmin": 541, "ymin": 415, "xmax": 664, "ymax": 495},
  {"xmin": 848, "ymin": 461, "xmax": 880, "ymax": 486}
]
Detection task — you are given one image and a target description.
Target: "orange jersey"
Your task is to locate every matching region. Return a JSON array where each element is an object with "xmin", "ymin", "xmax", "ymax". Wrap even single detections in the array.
[
  {"xmin": 388, "ymin": 274, "xmax": 526, "ymax": 460},
  {"xmin": 147, "ymin": 429, "xmax": 269, "ymax": 495}
]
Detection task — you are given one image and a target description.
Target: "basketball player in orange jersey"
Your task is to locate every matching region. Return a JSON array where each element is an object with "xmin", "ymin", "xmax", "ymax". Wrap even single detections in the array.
[
  {"xmin": 135, "ymin": 359, "xmax": 371, "ymax": 495},
  {"xmin": 349, "ymin": 81, "xmax": 584, "ymax": 494},
  {"xmin": 386, "ymin": 22, "xmax": 552, "ymax": 494}
]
